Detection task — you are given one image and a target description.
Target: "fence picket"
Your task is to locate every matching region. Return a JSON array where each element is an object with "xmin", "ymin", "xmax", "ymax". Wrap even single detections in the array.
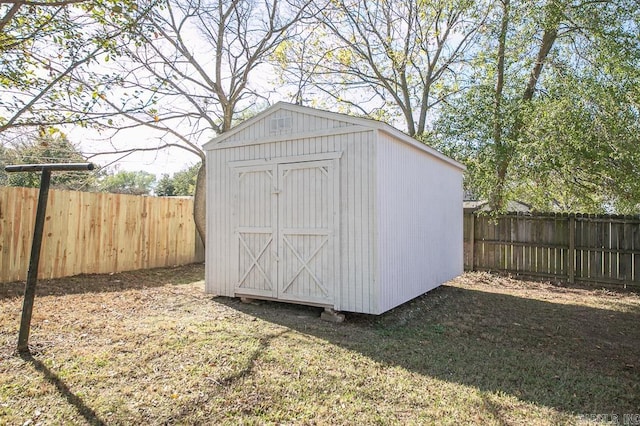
[
  {"xmin": 633, "ymin": 224, "xmax": 640, "ymax": 286},
  {"xmin": 0, "ymin": 187, "xmax": 203, "ymax": 283},
  {"xmin": 464, "ymin": 211, "xmax": 640, "ymax": 291}
]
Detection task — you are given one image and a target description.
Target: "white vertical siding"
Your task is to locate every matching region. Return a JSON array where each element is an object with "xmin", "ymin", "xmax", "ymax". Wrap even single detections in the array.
[
  {"xmin": 335, "ymin": 130, "xmax": 376, "ymax": 313},
  {"xmin": 235, "ymin": 167, "xmax": 276, "ymax": 297},
  {"xmin": 206, "ymin": 145, "xmax": 239, "ymax": 296},
  {"xmin": 206, "ymin": 103, "xmax": 462, "ymax": 315},
  {"xmin": 206, "ymin": 129, "xmax": 376, "ymax": 313},
  {"xmin": 218, "ymin": 109, "xmax": 353, "ymax": 145},
  {"xmin": 375, "ymin": 132, "xmax": 463, "ymax": 314}
]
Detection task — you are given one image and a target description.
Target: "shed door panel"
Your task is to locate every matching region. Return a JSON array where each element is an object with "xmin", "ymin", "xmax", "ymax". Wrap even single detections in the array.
[
  {"xmin": 232, "ymin": 157, "xmax": 338, "ymax": 305},
  {"xmin": 278, "ymin": 161, "xmax": 336, "ymax": 304},
  {"xmin": 235, "ymin": 167, "xmax": 276, "ymax": 298}
]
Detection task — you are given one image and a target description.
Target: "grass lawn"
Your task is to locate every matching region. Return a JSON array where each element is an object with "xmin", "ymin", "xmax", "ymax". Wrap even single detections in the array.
[{"xmin": 1, "ymin": 264, "xmax": 639, "ymax": 425}]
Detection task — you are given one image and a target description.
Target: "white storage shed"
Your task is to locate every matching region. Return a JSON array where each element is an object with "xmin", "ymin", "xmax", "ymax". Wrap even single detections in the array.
[{"xmin": 203, "ymin": 102, "xmax": 464, "ymax": 315}]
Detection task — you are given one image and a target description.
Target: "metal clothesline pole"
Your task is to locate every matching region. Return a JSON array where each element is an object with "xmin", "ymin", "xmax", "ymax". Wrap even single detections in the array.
[{"xmin": 5, "ymin": 163, "xmax": 94, "ymax": 353}]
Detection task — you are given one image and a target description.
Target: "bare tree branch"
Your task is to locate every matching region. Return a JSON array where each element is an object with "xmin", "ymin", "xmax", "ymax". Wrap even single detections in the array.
[{"xmin": 280, "ymin": 0, "xmax": 488, "ymax": 136}]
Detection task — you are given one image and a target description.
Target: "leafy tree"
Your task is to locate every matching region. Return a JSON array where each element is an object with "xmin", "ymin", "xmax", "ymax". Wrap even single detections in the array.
[
  {"xmin": 99, "ymin": 170, "xmax": 156, "ymax": 195},
  {"xmin": 0, "ymin": 0, "xmax": 154, "ymax": 132},
  {"xmin": 431, "ymin": 0, "xmax": 640, "ymax": 213},
  {"xmin": 172, "ymin": 163, "xmax": 199, "ymax": 196},
  {"xmin": 4, "ymin": 0, "xmax": 638, "ymax": 220},
  {"xmin": 0, "ymin": 143, "xmax": 8, "ymax": 185},
  {"xmin": 1, "ymin": 129, "xmax": 98, "ymax": 190},
  {"xmin": 513, "ymin": 62, "xmax": 640, "ymax": 213},
  {"xmin": 155, "ymin": 174, "xmax": 176, "ymax": 196},
  {"xmin": 154, "ymin": 163, "xmax": 199, "ymax": 196}
]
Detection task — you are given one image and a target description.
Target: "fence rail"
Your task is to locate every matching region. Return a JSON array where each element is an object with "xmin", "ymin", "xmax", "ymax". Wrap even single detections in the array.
[
  {"xmin": 0, "ymin": 186, "xmax": 203, "ymax": 283},
  {"xmin": 464, "ymin": 212, "xmax": 640, "ymax": 290}
]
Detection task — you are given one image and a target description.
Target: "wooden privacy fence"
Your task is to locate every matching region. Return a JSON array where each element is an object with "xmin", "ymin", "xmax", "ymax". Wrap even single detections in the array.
[
  {"xmin": 0, "ymin": 186, "xmax": 204, "ymax": 283},
  {"xmin": 464, "ymin": 212, "xmax": 640, "ymax": 290}
]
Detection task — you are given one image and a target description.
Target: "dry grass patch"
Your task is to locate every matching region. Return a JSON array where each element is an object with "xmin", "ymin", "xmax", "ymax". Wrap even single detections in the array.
[{"xmin": 1, "ymin": 265, "xmax": 638, "ymax": 424}]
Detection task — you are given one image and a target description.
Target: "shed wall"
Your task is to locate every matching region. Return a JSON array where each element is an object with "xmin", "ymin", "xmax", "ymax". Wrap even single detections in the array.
[
  {"xmin": 206, "ymin": 128, "xmax": 377, "ymax": 313},
  {"xmin": 375, "ymin": 132, "xmax": 464, "ymax": 314}
]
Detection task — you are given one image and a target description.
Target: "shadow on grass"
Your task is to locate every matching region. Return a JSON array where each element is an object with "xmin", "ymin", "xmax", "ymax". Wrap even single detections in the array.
[
  {"xmin": 219, "ymin": 286, "xmax": 640, "ymax": 416},
  {"xmin": 0, "ymin": 263, "xmax": 204, "ymax": 300},
  {"xmin": 19, "ymin": 351, "xmax": 106, "ymax": 426},
  {"xmin": 218, "ymin": 329, "xmax": 290, "ymax": 386}
]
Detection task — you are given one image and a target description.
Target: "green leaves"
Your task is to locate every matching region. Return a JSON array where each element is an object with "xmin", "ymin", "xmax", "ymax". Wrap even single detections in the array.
[
  {"xmin": 155, "ymin": 173, "xmax": 176, "ymax": 196},
  {"xmin": 2, "ymin": 131, "xmax": 99, "ymax": 191},
  {"xmin": 0, "ymin": 0, "xmax": 158, "ymax": 132},
  {"xmin": 99, "ymin": 170, "xmax": 156, "ymax": 195},
  {"xmin": 171, "ymin": 163, "xmax": 200, "ymax": 196},
  {"xmin": 432, "ymin": 0, "xmax": 640, "ymax": 213}
]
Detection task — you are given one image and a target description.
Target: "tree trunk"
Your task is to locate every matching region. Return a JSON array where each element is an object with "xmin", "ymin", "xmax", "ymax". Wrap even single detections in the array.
[
  {"xmin": 489, "ymin": 0, "xmax": 510, "ymax": 211},
  {"xmin": 490, "ymin": 0, "xmax": 560, "ymax": 211},
  {"xmin": 523, "ymin": 27, "xmax": 558, "ymax": 102},
  {"xmin": 193, "ymin": 159, "xmax": 206, "ymax": 248}
]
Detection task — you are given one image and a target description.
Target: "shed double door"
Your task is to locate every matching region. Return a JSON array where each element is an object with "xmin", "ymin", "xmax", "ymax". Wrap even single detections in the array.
[{"xmin": 234, "ymin": 158, "xmax": 338, "ymax": 305}]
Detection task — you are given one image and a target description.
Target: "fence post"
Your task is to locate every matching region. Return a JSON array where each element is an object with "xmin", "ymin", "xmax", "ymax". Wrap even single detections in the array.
[
  {"xmin": 469, "ymin": 213, "xmax": 476, "ymax": 271},
  {"xmin": 568, "ymin": 215, "xmax": 575, "ymax": 284}
]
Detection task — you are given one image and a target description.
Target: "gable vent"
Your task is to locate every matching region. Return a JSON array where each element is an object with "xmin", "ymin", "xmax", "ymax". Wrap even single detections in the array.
[{"xmin": 269, "ymin": 115, "xmax": 292, "ymax": 135}]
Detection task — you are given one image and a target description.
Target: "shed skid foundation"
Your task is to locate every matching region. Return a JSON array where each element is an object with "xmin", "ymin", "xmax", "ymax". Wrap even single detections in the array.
[{"xmin": 320, "ymin": 308, "xmax": 345, "ymax": 323}]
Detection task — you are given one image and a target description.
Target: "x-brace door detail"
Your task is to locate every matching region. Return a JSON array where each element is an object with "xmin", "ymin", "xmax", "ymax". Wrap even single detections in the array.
[
  {"xmin": 233, "ymin": 156, "xmax": 338, "ymax": 304},
  {"xmin": 277, "ymin": 160, "xmax": 337, "ymax": 304},
  {"xmin": 234, "ymin": 167, "xmax": 277, "ymax": 298},
  {"xmin": 237, "ymin": 233, "xmax": 273, "ymax": 291},
  {"xmin": 280, "ymin": 235, "xmax": 330, "ymax": 298}
]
